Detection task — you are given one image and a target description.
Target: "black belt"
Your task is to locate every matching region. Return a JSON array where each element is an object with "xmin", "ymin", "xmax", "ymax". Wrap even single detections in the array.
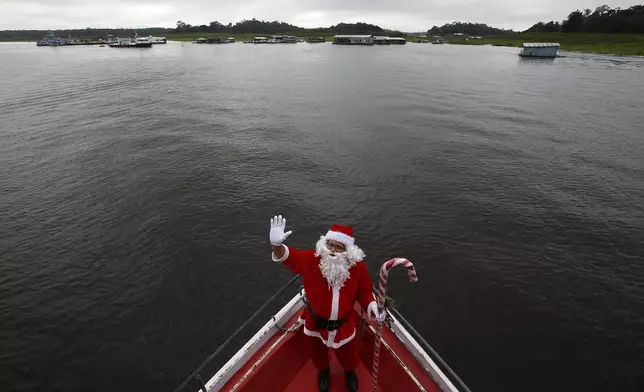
[
  {"xmin": 313, "ymin": 314, "xmax": 348, "ymax": 331},
  {"xmin": 302, "ymin": 291, "xmax": 350, "ymax": 331}
]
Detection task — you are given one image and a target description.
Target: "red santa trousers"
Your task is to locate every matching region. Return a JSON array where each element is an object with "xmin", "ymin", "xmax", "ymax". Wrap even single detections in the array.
[{"xmin": 308, "ymin": 335, "xmax": 359, "ymax": 371}]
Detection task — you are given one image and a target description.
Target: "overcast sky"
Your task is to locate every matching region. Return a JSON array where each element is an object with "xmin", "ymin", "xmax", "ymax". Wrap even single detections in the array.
[{"xmin": 0, "ymin": 0, "xmax": 639, "ymax": 31}]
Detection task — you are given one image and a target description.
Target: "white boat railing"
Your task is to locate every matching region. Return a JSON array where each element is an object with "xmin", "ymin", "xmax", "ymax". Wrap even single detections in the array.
[
  {"xmin": 386, "ymin": 304, "xmax": 471, "ymax": 392},
  {"xmin": 172, "ymin": 275, "xmax": 302, "ymax": 392},
  {"xmin": 172, "ymin": 276, "xmax": 471, "ymax": 392}
]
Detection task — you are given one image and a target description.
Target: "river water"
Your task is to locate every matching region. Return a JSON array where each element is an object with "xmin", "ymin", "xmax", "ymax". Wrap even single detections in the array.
[{"xmin": 1, "ymin": 41, "xmax": 643, "ymax": 392}]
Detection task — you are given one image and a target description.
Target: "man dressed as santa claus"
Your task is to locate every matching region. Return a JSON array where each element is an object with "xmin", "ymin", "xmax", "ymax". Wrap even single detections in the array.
[{"xmin": 269, "ymin": 215, "xmax": 385, "ymax": 392}]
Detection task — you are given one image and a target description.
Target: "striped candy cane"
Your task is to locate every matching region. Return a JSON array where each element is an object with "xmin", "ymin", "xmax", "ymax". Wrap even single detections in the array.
[{"xmin": 371, "ymin": 258, "xmax": 418, "ymax": 392}]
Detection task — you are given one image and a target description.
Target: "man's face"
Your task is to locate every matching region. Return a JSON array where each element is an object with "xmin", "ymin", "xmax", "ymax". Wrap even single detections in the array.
[{"xmin": 326, "ymin": 240, "xmax": 346, "ymax": 254}]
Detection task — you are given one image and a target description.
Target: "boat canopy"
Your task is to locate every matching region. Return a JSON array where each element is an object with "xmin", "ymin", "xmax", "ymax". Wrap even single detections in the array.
[{"xmin": 522, "ymin": 42, "xmax": 560, "ymax": 47}]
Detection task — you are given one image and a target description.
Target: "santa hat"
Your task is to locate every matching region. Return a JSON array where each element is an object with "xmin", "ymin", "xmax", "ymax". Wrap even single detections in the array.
[{"xmin": 325, "ymin": 224, "xmax": 355, "ymax": 248}]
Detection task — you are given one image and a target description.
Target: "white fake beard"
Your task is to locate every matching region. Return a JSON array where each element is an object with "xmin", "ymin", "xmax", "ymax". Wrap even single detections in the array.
[{"xmin": 315, "ymin": 236, "xmax": 357, "ymax": 288}]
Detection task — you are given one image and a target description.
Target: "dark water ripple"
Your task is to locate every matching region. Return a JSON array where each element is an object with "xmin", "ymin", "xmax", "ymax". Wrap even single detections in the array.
[{"xmin": 1, "ymin": 42, "xmax": 643, "ymax": 392}]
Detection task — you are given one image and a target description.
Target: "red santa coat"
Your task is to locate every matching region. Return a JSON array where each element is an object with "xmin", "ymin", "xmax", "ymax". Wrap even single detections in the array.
[{"xmin": 273, "ymin": 245, "xmax": 376, "ymax": 348}]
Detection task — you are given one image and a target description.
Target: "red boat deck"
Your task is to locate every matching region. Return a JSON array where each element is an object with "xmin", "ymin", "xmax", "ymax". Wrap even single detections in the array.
[
  {"xmin": 283, "ymin": 352, "xmax": 382, "ymax": 392},
  {"xmin": 219, "ymin": 304, "xmax": 442, "ymax": 392}
]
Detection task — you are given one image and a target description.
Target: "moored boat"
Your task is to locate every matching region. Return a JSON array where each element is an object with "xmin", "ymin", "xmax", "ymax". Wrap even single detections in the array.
[
  {"xmin": 519, "ymin": 43, "xmax": 560, "ymax": 58},
  {"xmin": 172, "ymin": 272, "xmax": 471, "ymax": 392},
  {"xmin": 250, "ymin": 37, "xmax": 269, "ymax": 44},
  {"xmin": 36, "ymin": 30, "xmax": 70, "ymax": 46},
  {"xmin": 193, "ymin": 37, "xmax": 235, "ymax": 44},
  {"xmin": 108, "ymin": 36, "xmax": 153, "ymax": 48},
  {"xmin": 332, "ymin": 35, "xmax": 375, "ymax": 45},
  {"xmin": 266, "ymin": 35, "xmax": 298, "ymax": 44}
]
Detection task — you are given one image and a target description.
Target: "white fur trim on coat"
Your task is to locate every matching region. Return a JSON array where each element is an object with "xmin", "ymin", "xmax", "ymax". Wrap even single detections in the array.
[
  {"xmin": 302, "ymin": 325, "xmax": 356, "ymax": 349},
  {"xmin": 271, "ymin": 245, "xmax": 289, "ymax": 263}
]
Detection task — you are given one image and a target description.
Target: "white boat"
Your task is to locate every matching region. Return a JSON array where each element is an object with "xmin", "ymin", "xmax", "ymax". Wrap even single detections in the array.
[{"xmin": 519, "ymin": 43, "xmax": 560, "ymax": 58}]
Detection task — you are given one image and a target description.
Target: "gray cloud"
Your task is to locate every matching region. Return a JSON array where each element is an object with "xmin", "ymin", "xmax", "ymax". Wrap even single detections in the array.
[{"xmin": 0, "ymin": 0, "xmax": 638, "ymax": 31}]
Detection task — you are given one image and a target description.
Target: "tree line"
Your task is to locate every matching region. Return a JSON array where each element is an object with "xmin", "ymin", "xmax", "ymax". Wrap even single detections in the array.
[
  {"xmin": 526, "ymin": 5, "xmax": 644, "ymax": 33},
  {"xmin": 6, "ymin": 6, "xmax": 641, "ymax": 41},
  {"xmin": 175, "ymin": 19, "xmax": 301, "ymax": 34},
  {"xmin": 428, "ymin": 22, "xmax": 511, "ymax": 36},
  {"xmin": 175, "ymin": 19, "xmax": 402, "ymax": 36}
]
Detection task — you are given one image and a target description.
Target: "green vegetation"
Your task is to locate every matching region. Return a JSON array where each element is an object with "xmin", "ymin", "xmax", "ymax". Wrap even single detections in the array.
[
  {"xmin": 429, "ymin": 5, "xmax": 644, "ymax": 55},
  {"xmin": 0, "ymin": 20, "xmax": 401, "ymax": 43},
  {"xmin": 526, "ymin": 5, "xmax": 644, "ymax": 33},
  {"xmin": 444, "ymin": 33, "xmax": 644, "ymax": 56},
  {"xmin": 173, "ymin": 20, "xmax": 401, "ymax": 36}
]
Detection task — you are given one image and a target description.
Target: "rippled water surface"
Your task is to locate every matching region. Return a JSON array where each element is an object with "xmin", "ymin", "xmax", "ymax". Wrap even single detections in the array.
[{"xmin": 1, "ymin": 41, "xmax": 643, "ymax": 392}]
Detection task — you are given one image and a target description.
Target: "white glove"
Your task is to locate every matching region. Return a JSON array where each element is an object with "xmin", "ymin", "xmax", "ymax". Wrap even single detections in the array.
[
  {"xmin": 367, "ymin": 301, "xmax": 386, "ymax": 322},
  {"xmin": 269, "ymin": 215, "xmax": 293, "ymax": 246}
]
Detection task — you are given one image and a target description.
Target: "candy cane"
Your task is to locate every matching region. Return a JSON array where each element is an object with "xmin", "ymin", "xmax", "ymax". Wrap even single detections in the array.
[{"xmin": 371, "ymin": 258, "xmax": 418, "ymax": 392}]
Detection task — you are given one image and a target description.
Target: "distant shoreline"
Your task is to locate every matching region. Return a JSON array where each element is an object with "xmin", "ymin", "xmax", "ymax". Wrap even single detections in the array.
[
  {"xmin": 3, "ymin": 32, "xmax": 643, "ymax": 56},
  {"xmin": 443, "ymin": 32, "xmax": 644, "ymax": 56}
]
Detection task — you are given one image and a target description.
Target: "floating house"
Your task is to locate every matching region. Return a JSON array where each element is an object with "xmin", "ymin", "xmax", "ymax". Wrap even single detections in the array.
[
  {"xmin": 332, "ymin": 35, "xmax": 375, "ymax": 45},
  {"xmin": 388, "ymin": 37, "xmax": 407, "ymax": 45},
  {"xmin": 373, "ymin": 36, "xmax": 407, "ymax": 45},
  {"xmin": 374, "ymin": 36, "xmax": 390, "ymax": 45},
  {"xmin": 519, "ymin": 43, "xmax": 560, "ymax": 58},
  {"xmin": 194, "ymin": 37, "xmax": 235, "ymax": 44}
]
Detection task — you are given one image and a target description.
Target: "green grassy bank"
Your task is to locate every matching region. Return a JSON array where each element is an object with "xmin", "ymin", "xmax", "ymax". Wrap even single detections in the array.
[{"xmin": 444, "ymin": 33, "xmax": 644, "ymax": 56}]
